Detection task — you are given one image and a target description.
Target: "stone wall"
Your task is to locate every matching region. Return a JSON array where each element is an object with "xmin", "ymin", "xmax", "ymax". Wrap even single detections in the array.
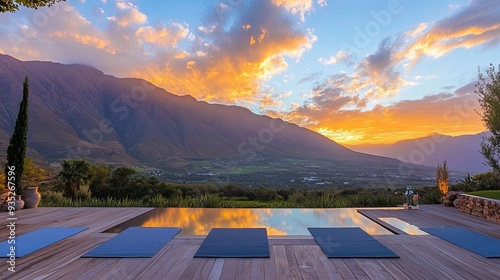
[{"xmin": 455, "ymin": 194, "xmax": 500, "ymax": 223}]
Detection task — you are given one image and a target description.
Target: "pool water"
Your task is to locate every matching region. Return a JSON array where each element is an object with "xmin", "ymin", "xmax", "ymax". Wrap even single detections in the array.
[{"xmin": 106, "ymin": 208, "xmax": 393, "ymax": 235}]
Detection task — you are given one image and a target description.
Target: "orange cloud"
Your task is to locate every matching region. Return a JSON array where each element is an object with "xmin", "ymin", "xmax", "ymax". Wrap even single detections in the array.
[
  {"xmin": 134, "ymin": 0, "xmax": 314, "ymax": 104},
  {"xmin": 277, "ymin": 86, "xmax": 484, "ymax": 144},
  {"xmin": 136, "ymin": 23, "xmax": 189, "ymax": 48},
  {"xmin": 249, "ymin": 35, "xmax": 256, "ymax": 45},
  {"xmin": 398, "ymin": 1, "xmax": 500, "ymax": 65},
  {"xmin": 51, "ymin": 31, "xmax": 116, "ymax": 54}
]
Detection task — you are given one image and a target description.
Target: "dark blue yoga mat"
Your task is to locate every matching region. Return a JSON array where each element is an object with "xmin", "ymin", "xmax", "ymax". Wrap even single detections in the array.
[
  {"xmin": 422, "ymin": 227, "xmax": 500, "ymax": 258},
  {"xmin": 0, "ymin": 227, "xmax": 87, "ymax": 258},
  {"xmin": 308, "ymin": 227, "xmax": 399, "ymax": 258},
  {"xmin": 82, "ymin": 227, "xmax": 181, "ymax": 258},
  {"xmin": 194, "ymin": 228, "xmax": 270, "ymax": 258}
]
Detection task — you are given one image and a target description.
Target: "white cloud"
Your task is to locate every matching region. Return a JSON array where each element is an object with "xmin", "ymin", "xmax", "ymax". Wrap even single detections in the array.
[
  {"xmin": 448, "ymin": 3, "xmax": 460, "ymax": 11},
  {"xmin": 272, "ymin": 0, "xmax": 314, "ymax": 21},
  {"xmin": 414, "ymin": 75, "xmax": 437, "ymax": 81},
  {"xmin": 319, "ymin": 50, "xmax": 353, "ymax": 65},
  {"xmin": 108, "ymin": 2, "xmax": 147, "ymax": 27}
]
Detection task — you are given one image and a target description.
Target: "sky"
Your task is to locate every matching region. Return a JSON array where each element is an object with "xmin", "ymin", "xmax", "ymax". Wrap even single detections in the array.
[{"xmin": 1, "ymin": 0, "xmax": 499, "ymax": 144}]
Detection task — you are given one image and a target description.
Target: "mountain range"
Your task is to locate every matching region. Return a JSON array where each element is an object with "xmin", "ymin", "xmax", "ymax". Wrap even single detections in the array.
[
  {"xmin": 0, "ymin": 54, "xmax": 437, "ymax": 186},
  {"xmin": 346, "ymin": 132, "xmax": 489, "ymax": 174}
]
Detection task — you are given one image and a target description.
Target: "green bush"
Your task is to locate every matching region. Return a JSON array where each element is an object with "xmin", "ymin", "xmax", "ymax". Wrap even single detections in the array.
[
  {"xmin": 149, "ymin": 194, "xmax": 168, "ymax": 207},
  {"xmin": 420, "ymin": 188, "xmax": 441, "ymax": 204},
  {"xmin": 39, "ymin": 190, "xmax": 66, "ymax": 206},
  {"xmin": 288, "ymin": 192, "xmax": 306, "ymax": 204},
  {"xmin": 473, "ymin": 171, "xmax": 500, "ymax": 190},
  {"xmin": 74, "ymin": 184, "xmax": 92, "ymax": 201},
  {"xmin": 188, "ymin": 194, "xmax": 233, "ymax": 208}
]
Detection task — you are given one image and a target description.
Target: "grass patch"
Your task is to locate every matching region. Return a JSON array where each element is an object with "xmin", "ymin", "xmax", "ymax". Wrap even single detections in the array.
[
  {"xmin": 228, "ymin": 200, "xmax": 273, "ymax": 208},
  {"xmin": 467, "ymin": 190, "xmax": 500, "ymax": 200}
]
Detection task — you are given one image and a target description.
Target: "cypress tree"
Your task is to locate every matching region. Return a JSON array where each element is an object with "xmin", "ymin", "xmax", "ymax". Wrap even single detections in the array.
[{"xmin": 5, "ymin": 76, "xmax": 30, "ymax": 196}]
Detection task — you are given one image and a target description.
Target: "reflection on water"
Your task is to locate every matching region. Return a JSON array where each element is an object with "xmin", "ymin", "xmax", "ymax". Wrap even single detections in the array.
[
  {"xmin": 106, "ymin": 208, "xmax": 393, "ymax": 235},
  {"xmin": 379, "ymin": 217, "xmax": 429, "ymax": 235}
]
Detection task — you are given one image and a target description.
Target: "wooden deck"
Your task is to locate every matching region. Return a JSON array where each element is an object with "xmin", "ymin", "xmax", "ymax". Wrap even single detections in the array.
[{"xmin": 1, "ymin": 205, "xmax": 499, "ymax": 279}]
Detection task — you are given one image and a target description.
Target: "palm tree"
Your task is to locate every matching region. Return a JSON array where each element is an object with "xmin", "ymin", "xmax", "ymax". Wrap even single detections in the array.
[{"xmin": 58, "ymin": 159, "xmax": 92, "ymax": 198}]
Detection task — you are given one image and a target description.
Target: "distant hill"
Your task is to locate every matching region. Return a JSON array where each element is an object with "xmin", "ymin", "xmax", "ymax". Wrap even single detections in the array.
[
  {"xmin": 346, "ymin": 132, "xmax": 489, "ymax": 173},
  {"xmin": 0, "ymin": 54, "xmax": 435, "ymax": 186}
]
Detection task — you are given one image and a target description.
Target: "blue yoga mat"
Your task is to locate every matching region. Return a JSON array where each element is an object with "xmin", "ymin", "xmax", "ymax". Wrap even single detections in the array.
[
  {"xmin": 194, "ymin": 228, "xmax": 270, "ymax": 258},
  {"xmin": 422, "ymin": 227, "xmax": 500, "ymax": 258},
  {"xmin": 308, "ymin": 227, "xmax": 399, "ymax": 258},
  {"xmin": 0, "ymin": 227, "xmax": 88, "ymax": 258},
  {"xmin": 82, "ymin": 227, "xmax": 181, "ymax": 258}
]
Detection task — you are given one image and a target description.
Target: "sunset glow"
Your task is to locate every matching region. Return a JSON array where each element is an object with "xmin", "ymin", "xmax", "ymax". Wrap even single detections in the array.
[
  {"xmin": 1, "ymin": 0, "xmax": 498, "ymax": 144},
  {"xmin": 134, "ymin": 208, "xmax": 392, "ymax": 235}
]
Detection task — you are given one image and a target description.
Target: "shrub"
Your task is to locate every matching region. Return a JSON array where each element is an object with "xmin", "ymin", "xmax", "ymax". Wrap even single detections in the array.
[
  {"xmin": 74, "ymin": 184, "xmax": 92, "ymax": 201},
  {"xmin": 189, "ymin": 194, "xmax": 232, "ymax": 208},
  {"xmin": 420, "ymin": 187, "xmax": 441, "ymax": 204},
  {"xmin": 473, "ymin": 171, "xmax": 500, "ymax": 190},
  {"xmin": 39, "ymin": 190, "xmax": 66, "ymax": 206},
  {"xmin": 436, "ymin": 161, "xmax": 449, "ymax": 197},
  {"xmin": 149, "ymin": 194, "xmax": 168, "ymax": 207}
]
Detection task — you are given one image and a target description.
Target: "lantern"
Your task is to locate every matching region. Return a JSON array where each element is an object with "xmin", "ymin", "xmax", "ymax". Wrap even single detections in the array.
[{"xmin": 403, "ymin": 186, "xmax": 419, "ymax": 209}]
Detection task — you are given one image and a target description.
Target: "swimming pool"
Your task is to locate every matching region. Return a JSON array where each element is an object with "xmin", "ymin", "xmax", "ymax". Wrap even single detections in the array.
[{"xmin": 106, "ymin": 208, "xmax": 393, "ymax": 235}]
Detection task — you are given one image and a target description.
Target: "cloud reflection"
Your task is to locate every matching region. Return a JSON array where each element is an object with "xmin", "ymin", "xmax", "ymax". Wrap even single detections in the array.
[{"xmin": 126, "ymin": 208, "xmax": 394, "ymax": 235}]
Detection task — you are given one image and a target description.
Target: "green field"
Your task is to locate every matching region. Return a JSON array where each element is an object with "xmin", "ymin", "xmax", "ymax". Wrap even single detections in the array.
[{"xmin": 467, "ymin": 190, "xmax": 500, "ymax": 200}]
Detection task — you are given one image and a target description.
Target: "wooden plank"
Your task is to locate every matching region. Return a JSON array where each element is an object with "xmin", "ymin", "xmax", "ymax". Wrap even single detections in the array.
[
  {"xmin": 328, "ymin": 259, "xmax": 357, "ymax": 280},
  {"xmin": 398, "ymin": 243, "xmax": 463, "ymax": 280},
  {"xmin": 376, "ymin": 259, "xmax": 420, "ymax": 280},
  {"xmin": 220, "ymin": 258, "xmax": 239, "ymax": 280},
  {"xmin": 236, "ymin": 259, "xmax": 252, "ymax": 280},
  {"xmin": 250, "ymin": 258, "xmax": 265, "ymax": 280},
  {"xmin": 273, "ymin": 246, "xmax": 291, "ymax": 280},
  {"xmin": 269, "ymin": 239, "xmax": 316, "ymax": 246},
  {"xmin": 179, "ymin": 257, "xmax": 206, "ymax": 280},
  {"xmin": 209, "ymin": 258, "xmax": 225, "ymax": 280},
  {"xmin": 199, "ymin": 258, "xmax": 217, "ymax": 279},
  {"xmin": 342, "ymin": 259, "xmax": 370, "ymax": 280},
  {"xmin": 264, "ymin": 246, "xmax": 277, "ymax": 280},
  {"xmin": 293, "ymin": 246, "xmax": 318, "ymax": 280},
  {"xmin": 312, "ymin": 246, "xmax": 345, "ymax": 280},
  {"xmin": 157, "ymin": 245, "xmax": 198, "ymax": 279},
  {"xmin": 92, "ymin": 258, "xmax": 145, "ymax": 280},
  {"xmin": 285, "ymin": 244, "xmax": 302, "ymax": 279},
  {"xmin": 294, "ymin": 245, "xmax": 333, "ymax": 280},
  {"xmin": 130, "ymin": 242, "xmax": 183, "ymax": 278},
  {"xmin": 354, "ymin": 259, "xmax": 395, "ymax": 280}
]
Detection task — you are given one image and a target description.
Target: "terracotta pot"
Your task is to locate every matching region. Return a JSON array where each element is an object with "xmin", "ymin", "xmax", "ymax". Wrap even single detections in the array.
[
  {"xmin": 23, "ymin": 187, "xmax": 41, "ymax": 208},
  {"xmin": 14, "ymin": 195, "xmax": 24, "ymax": 211}
]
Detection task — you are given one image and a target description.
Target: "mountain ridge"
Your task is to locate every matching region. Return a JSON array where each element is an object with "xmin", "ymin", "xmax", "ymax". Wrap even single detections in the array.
[
  {"xmin": 346, "ymin": 132, "xmax": 489, "ymax": 173},
  {"xmin": 0, "ymin": 54, "xmax": 436, "ymax": 186}
]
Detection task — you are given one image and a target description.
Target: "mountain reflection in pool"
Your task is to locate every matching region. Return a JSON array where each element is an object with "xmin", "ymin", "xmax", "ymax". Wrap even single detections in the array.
[{"xmin": 106, "ymin": 208, "xmax": 393, "ymax": 235}]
